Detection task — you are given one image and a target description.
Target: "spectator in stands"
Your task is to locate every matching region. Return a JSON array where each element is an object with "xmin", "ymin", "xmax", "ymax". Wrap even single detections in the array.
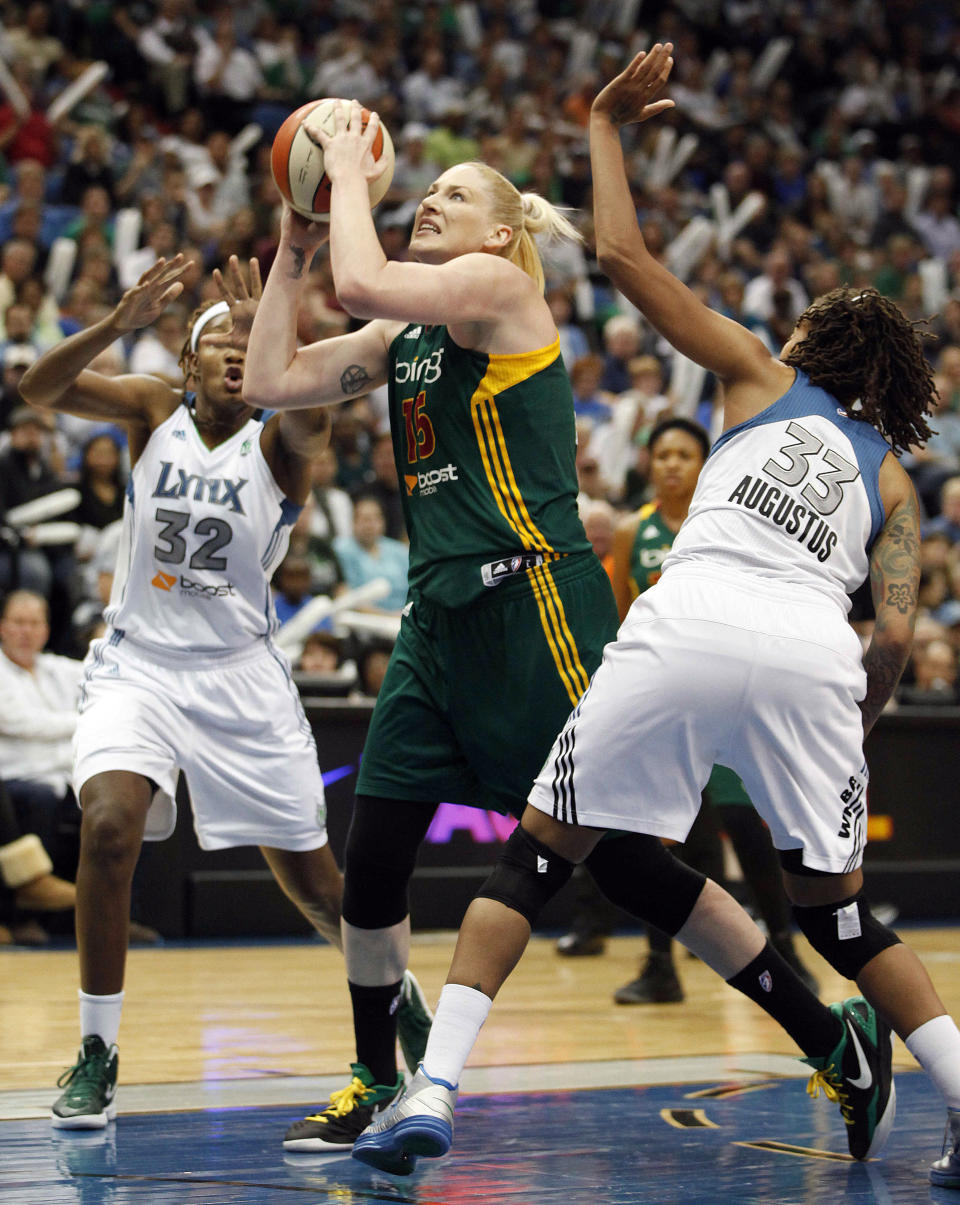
[
  {"xmin": 334, "ymin": 495, "xmax": 409, "ymax": 615},
  {"xmin": 60, "ymin": 125, "xmax": 118, "ymax": 208},
  {"xmin": 926, "ymin": 477, "xmax": 960, "ymax": 545},
  {"xmin": 599, "ymin": 313, "xmax": 642, "ymax": 394},
  {"xmin": 0, "ymin": 590, "xmax": 82, "ymax": 922},
  {"xmin": 193, "ymin": 10, "xmax": 266, "ymax": 136},
  {"xmin": 0, "ymin": 775, "xmax": 76, "ymax": 946},
  {"xmin": 272, "ymin": 554, "xmax": 317, "ymax": 628},
  {"xmin": 0, "ymin": 61, "xmax": 60, "ymax": 169},
  {"xmin": 899, "ymin": 639, "xmax": 960, "ymax": 706},
  {"xmin": 569, "ymin": 354, "xmax": 614, "ymax": 428},
  {"xmin": 743, "ymin": 243, "xmax": 808, "ymax": 325},
  {"xmin": 352, "ymin": 432, "xmax": 405, "ymax": 543}
]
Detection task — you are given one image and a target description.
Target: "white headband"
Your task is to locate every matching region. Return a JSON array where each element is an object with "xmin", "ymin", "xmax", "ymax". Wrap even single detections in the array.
[{"xmin": 189, "ymin": 301, "xmax": 231, "ymax": 352}]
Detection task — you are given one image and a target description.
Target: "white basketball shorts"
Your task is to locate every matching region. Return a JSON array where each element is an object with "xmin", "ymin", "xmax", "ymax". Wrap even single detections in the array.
[
  {"xmin": 73, "ymin": 631, "xmax": 328, "ymax": 851},
  {"xmin": 529, "ymin": 564, "xmax": 870, "ymax": 874}
]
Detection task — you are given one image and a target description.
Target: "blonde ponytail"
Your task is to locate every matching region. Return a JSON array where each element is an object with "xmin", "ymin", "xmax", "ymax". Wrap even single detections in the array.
[{"xmin": 463, "ymin": 162, "xmax": 584, "ymax": 294}]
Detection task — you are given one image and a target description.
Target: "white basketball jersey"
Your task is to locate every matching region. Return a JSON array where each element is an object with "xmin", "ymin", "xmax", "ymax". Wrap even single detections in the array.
[
  {"xmin": 664, "ymin": 370, "xmax": 891, "ymax": 613},
  {"xmin": 105, "ymin": 400, "xmax": 300, "ymax": 655}
]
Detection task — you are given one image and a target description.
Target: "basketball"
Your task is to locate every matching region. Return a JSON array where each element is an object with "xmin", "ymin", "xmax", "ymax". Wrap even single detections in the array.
[{"xmin": 270, "ymin": 98, "xmax": 395, "ymax": 221}]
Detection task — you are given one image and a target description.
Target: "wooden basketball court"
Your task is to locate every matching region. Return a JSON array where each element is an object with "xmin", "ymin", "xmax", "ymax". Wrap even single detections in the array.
[{"xmin": 3, "ymin": 926, "xmax": 960, "ymax": 1201}]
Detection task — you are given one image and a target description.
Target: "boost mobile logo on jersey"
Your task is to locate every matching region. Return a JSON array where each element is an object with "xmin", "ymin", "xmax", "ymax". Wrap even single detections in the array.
[
  {"xmin": 152, "ymin": 570, "xmax": 236, "ymax": 599},
  {"xmin": 404, "ymin": 462, "xmax": 459, "ymax": 497}
]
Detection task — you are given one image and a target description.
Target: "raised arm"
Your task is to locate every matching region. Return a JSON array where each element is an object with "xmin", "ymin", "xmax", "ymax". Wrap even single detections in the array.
[
  {"xmin": 304, "ymin": 100, "xmax": 537, "ymax": 328},
  {"xmin": 242, "ymin": 205, "xmax": 396, "ymax": 411},
  {"xmin": 19, "ymin": 256, "xmax": 188, "ymax": 424},
  {"xmin": 860, "ymin": 455, "xmax": 921, "ymax": 735},
  {"xmin": 590, "ymin": 47, "xmax": 772, "ymax": 384}
]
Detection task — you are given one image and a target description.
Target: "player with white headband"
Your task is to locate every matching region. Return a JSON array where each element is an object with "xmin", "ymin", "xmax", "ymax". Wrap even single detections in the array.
[{"xmin": 18, "ymin": 255, "xmax": 432, "ymax": 1130}]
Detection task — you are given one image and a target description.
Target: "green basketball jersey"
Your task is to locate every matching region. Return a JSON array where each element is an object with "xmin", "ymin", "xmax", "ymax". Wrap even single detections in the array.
[
  {"xmin": 388, "ymin": 323, "xmax": 590, "ymax": 607},
  {"xmin": 628, "ymin": 501, "xmax": 676, "ymax": 597}
]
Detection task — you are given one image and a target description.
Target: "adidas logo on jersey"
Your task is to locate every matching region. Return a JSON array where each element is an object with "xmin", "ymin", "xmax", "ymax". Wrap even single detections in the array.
[
  {"xmin": 404, "ymin": 326, "xmax": 423, "ymax": 339},
  {"xmin": 642, "ymin": 525, "xmax": 660, "ymax": 538}
]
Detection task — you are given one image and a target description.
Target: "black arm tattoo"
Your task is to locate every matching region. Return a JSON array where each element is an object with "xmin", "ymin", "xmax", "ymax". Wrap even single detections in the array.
[
  {"xmin": 288, "ymin": 244, "xmax": 306, "ymax": 279},
  {"xmin": 860, "ymin": 491, "xmax": 921, "ymax": 733},
  {"xmin": 340, "ymin": 364, "xmax": 372, "ymax": 395}
]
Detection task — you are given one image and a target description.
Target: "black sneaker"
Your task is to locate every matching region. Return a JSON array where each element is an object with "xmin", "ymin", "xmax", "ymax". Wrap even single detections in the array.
[
  {"xmin": 51, "ymin": 1036, "xmax": 118, "ymax": 1129},
  {"xmin": 803, "ymin": 996, "xmax": 895, "ymax": 1160},
  {"xmin": 614, "ymin": 953, "xmax": 684, "ymax": 1004},
  {"xmin": 283, "ymin": 1063, "xmax": 404, "ymax": 1152}
]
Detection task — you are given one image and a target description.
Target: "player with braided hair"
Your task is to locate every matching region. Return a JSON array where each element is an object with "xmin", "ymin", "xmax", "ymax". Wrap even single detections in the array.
[{"xmin": 782, "ymin": 287, "xmax": 934, "ymax": 455}]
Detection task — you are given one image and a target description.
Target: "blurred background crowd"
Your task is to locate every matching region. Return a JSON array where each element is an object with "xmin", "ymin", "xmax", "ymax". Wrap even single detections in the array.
[{"xmin": 1, "ymin": 0, "xmax": 960, "ymax": 939}]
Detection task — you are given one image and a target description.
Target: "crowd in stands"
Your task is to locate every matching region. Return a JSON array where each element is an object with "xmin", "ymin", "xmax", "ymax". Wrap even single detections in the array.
[{"xmin": 2, "ymin": 0, "xmax": 960, "ymax": 919}]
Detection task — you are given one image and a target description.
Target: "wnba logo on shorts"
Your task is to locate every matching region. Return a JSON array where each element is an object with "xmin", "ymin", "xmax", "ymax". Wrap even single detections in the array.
[{"xmin": 151, "ymin": 571, "xmax": 177, "ymax": 591}]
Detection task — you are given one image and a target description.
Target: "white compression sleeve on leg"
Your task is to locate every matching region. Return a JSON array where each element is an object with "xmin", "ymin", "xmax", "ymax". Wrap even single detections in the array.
[{"xmin": 342, "ymin": 917, "xmax": 410, "ymax": 985}]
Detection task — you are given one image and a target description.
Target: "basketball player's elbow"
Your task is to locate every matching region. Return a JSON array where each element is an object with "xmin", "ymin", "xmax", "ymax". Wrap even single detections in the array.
[
  {"xmin": 242, "ymin": 373, "xmax": 280, "ymax": 410},
  {"xmin": 336, "ymin": 276, "xmax": 380, "ymax": 320}
]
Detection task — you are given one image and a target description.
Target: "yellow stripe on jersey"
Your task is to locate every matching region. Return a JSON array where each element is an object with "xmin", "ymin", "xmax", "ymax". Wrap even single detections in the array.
[
  {"xmin": 469, "ymin": 338, "xmax": 562, "ymax": 554},
  {"xmin": 529, "ymin": 561, "xmax": 591, "ymax": 705}
]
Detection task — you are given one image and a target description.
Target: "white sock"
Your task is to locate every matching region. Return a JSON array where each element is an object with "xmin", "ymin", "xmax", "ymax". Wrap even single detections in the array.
[
  {"xmin": 421, "ymin": 984, "xmax": 492, "ymax": 1088},
  {"xmin": 905, "ymin": 1015, "xmax": 960, "ymax": 1108},
  {"xmin": 79, "ymin": 989, "xmax": 124, "ymax": 1049}
]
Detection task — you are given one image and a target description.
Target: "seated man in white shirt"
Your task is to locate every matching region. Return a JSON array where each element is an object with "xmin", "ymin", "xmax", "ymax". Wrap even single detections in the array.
[{"xmin": 0, "ymin": 590, "xmax": 83, "ymax": 879}]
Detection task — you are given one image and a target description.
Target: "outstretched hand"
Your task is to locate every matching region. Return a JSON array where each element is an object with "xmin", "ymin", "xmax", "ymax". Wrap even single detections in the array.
[
  {"xmin": 113, "ymin": 255, "xmax": 188, "ymax": 332},
  {"xmin": 206, "ymin": 255, "xmax": 263, "ymax": 350},
  {"xmin": 592, "ymin": 43, "xmax": 675, "ymax": 128}
]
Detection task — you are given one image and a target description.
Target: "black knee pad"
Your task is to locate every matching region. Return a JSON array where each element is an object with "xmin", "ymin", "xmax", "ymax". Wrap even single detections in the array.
[
  {"xmin": 342, "ymin": 795, "xmax": 434, "ymax": 929},
  {"xmin": 792, "ymin": 893, "xmax": 902, "ymax": 980},
  {"xmin": 476, "ymin": 825, "xmax": 575, "ymax": 926},
  {"xmin": 585, "ymin": 832, "xmax": 707, "ymax": 936}
]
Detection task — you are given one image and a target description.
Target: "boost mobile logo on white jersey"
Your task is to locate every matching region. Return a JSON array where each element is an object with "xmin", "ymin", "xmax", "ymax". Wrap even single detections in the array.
[
  {"xmin": 404, "ymin": 462, "xmax": 459, "ymax": 497},
  {"xmin": 395, "ymin": 347, "xmax": 444, "ymax": 385}
]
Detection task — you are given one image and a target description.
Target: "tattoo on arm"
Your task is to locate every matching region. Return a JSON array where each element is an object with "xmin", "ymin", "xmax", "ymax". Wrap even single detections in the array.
[
  {"xmin": 340, "ymin": 363, "xmax": 372, "ymax": 395},
  {"xmin": 860, "ymin": 492, "xmax": 920, "ymax": 733},
  {"xmin": 288, "ymin": 245, "xmax": 305, "ymax": 279}
]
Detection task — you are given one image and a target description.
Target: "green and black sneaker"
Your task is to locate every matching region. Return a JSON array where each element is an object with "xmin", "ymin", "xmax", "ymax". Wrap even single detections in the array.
[
  {"xmin": 396, "ymin": 970, "xmax": 434, "ymax": 1075},
  {"xmin": 51, "ymin": 1035, "xmax": 118, "ymax": 1129},
  {"xmin": 283, "ymin": 1063, "xmax": 404, "ymax": 1152},
  {"xmin": 804, "ymin": 996, "xmax": 896, "ymax": 1160}
]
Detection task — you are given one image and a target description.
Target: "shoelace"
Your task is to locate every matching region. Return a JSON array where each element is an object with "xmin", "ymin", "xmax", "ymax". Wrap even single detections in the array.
[
  {"xmin": 56, "ymin": 1049, "xmax": 108, "ymax": 1093},
  {"xmin": 306, "ymin": 1076, "xmax": 371, "ymax": 1123},
  {"xmin": 806, "ymin": 1066, "xmax": 853, "ymax": 1125}
]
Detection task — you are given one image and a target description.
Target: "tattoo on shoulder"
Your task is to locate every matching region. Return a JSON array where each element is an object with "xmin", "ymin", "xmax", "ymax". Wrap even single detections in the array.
[
  {"xmin": 288, "ymin": 245, "xmax": 305, "ymax": 279},
  {"xmin": 341, "ymin": 364, "xmax": 371, "ymax": 395}
]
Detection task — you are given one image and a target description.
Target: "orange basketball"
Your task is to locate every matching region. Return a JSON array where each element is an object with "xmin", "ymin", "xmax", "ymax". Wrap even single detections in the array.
[{"xmin": 270, "ymin": 98, "xmax": 395, "ymax": 221}]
